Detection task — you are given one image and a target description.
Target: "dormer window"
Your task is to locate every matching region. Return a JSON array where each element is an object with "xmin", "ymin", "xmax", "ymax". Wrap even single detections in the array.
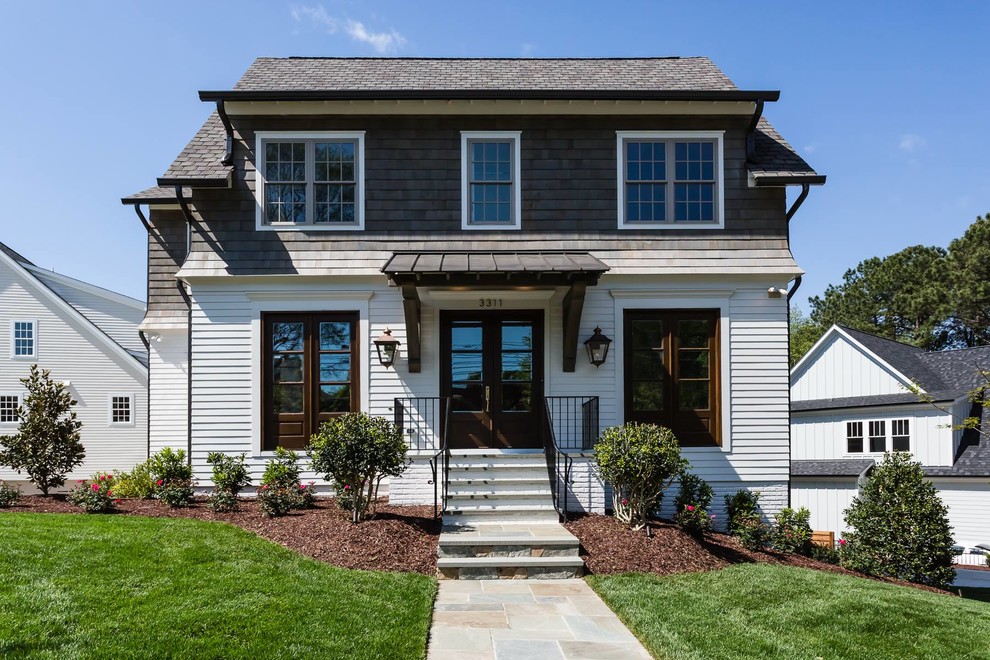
[
  {"xmin": 461, "ymin": 131, "xmax": 522, "ymax": 230},
  {"xmin": 616, "ymin": 131, "xmax": 724, "ymax": 229},
  {"xmin": 255, "ymin": 132, "xmax": 365, "ymax": 230}
]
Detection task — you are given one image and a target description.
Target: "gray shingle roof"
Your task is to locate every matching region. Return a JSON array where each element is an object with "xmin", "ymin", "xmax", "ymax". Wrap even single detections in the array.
[
  {"xmin": 840, "ymin": 326, "xmax": 947, "ymax": 390},
  {"xmin": 791, "ymin": 391, "xmax": 964, "ymax": 412},
  {"xmin": 232, "ymin": 57, "xmax": 739, "ymax": 93},
  {"xmin": 749, "ymin": 118, "xmax": 824, "ymax": 184},
  {"xmin": 121, "ymin": 186, "xmax": 191, "ymax": 205},
  {"xmin": 791, "ymin": 459, "xmax": 875, "ymax": 477},
  {"xmin": 157, "ymin": 112, "xmax": 231, "ymax": 185}
]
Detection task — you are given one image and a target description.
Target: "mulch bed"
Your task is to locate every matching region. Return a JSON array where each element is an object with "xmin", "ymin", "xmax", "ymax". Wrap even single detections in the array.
[
  {"xmin": 565, "ymin": 514, "xmax": 952, "ymax": 595},
  {"xmin": 4, "ymin": 496, "xmax": 441, "ymax": 575}
]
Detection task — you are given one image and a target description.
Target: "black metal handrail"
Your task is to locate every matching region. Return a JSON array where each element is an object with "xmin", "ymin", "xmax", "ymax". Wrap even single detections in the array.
[
  {"xmin": 393, "ymin": 396, "xmax": 451, "ymax": 519},
  {"xmin": 542, "ymin": 396, "xmax": 599, "ymax": 521}
]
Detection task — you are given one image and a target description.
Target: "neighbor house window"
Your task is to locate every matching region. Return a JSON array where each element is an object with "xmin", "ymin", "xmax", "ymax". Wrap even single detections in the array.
[
  {"xmin": 623, "ymin": 310, "xmax": 720, "ymax": 446},
  {"xmin": 255, "ymin": 132, "xmax": 365, "ymax": 230},
  {"xmin": 11, "ymin": 320, "xmax": 36, "ymax": 358},
  {"xmin": 616, "ymin": 132, "xmax": 723, "ymax": 228},
  {"xmin": 891, "ymin": 419, "xmax": 910, "ymax": 451},
  {"xmin": 109, "ymin": 395, "xmax": 133, "ymax": 425},
  {"xmin": 868, "ymin": 420, "xmax": 886, "ymax": 453},
  {"xmin": 262, "ymin": 313, "xmax": 358, "ymax": 451},
  {"xmin": 461, "ymin": 131, "xmax": 522, "ymax": 230},
  {"xmin": 846, "ymin": 421, "xmax": 864, "ymax": 453},
  {"xmin": 0, "ymin": 395, "xmax": 19, "ymax": 425}
]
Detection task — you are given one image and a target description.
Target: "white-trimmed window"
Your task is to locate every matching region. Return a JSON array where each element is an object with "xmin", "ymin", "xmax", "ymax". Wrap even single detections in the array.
[
  {"xmin": 461, "ymin": 131, "xmax": 522, "ymax": 230},
  {"xmin": 868, "ymin": 420, "xmax": 886, "ymax": 453},
  {"xmin": 0, "ymin": 394, "xmax": 20, "ymax": 425},
  {"xmin": 846, "ymin": 421, "xmax": 864, "ymax": 453},
  {"xmin": 109, "ymin": 394, "xmax": 133, "ymax": 426},
  {"xmin": 255, "ymin": 132, "xmax": 365, "ymax": 230},
  {"xmin": 10, "ymin": 320, "xmax": 36, "ymax": 359},
  {"xmin": 616, "ymin": 131, "xmax": 724, "ymax": 229},
  {"xmin": 891, "ymin": 419, "xmax": 910, "ymax": 452}
]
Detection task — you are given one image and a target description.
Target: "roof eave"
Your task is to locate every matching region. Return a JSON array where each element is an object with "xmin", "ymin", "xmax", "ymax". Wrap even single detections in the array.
[
  {"xmin": 199, "ymin": 89, "xmax": 781, "ymax": 103},
  {"xmin": 156, "ymin": 175, "xmax": 231, "ymax": 188},
  {"xmin": 751, "ymin": 174, "xmax": 827, "ymax": 187}
]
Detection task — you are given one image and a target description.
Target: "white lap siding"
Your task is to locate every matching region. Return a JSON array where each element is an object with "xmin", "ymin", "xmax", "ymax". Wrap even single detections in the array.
[
  {"xmin": 928, "ymin": 479, "xmax": 990, "ymax": 546},
  {"xmin": 790, "ymin": 478, "xmax": 862, "ymax": 535},
  {"xmin": 148, "ymin": 327, "xmax": 188, "ymax": 454}
]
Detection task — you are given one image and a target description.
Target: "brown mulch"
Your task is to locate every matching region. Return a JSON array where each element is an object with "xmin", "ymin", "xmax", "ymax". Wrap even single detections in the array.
[
  {"xmin": 4, "ymin": 495, "xmax": 441, "ymax": 575},
  {"xmin": 564, "ymin": 513, "xmax": 953, "ymax": 595}
]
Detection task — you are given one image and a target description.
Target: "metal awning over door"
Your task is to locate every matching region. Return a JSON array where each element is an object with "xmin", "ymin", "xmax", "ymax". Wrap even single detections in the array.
[{"xmin": 381, "ymin": 251, "xmax": 609, "ymax": 373}]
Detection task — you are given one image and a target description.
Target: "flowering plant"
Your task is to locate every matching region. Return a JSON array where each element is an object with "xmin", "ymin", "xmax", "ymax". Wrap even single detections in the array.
[
  {"xmin": 0, "ymin": 480, "xmax": 21, "ymax": 508},
  {"xmin": 148, "ymin": 448, "xmax": 195, "ymax": 507},
  {"xmin": 67, "ymin": 474, "xmax": 118, "ymax": 513},
  {"xmin": 257, "ymin": 448, "xmax": 313, "ymax": 517},
  {"xmin": 674, "ymin": 473, "xmax": 714, "ymax": 536}
]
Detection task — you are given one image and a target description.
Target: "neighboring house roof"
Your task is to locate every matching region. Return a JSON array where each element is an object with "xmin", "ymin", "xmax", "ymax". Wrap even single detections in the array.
[
  {"xmin": 791, "ymin": 459, "xmax": 875, "ymax": 477},
  {"xmin": 791, "ymin": 391, "xmax": 964, "ymax": 412},
  {"xmin": 925, "ymin": 403, "xmax": 990, "ymax": 478},
  {"xmin": 127, "ymin": 57, "xmax": 821, "ymax": 200},
  {"xmin": 0, "ymin": 240, "xmax": 148, "ymax": 378}
]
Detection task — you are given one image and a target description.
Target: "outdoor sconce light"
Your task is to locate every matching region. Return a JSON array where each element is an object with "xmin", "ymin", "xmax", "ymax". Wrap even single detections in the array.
[
  {"xmin": 584, "ymin": 327, "xmax": 612, "ymax": 367},
  {"xmin": 373, "ymin": 328, "xmax": 400, "ymax": 368}
]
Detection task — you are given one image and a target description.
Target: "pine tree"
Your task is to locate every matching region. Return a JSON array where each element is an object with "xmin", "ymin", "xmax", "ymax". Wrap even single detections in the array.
[{"xmin": 0, "ymin": 365, "xmax": 85, "ymax": 495}]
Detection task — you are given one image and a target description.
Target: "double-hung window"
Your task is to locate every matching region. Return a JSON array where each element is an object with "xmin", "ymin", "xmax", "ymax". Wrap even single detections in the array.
[
  {"xmin": 0, "ymin": 394, "xmax": 19, "ymax": 425},
  {"xmin": 11, "ymin": 320, "xmax": 36, "ymax": 359},
  {"xmin": 846, "ymin": 421, "xmax": 864, "ymax": 453},
  {"xmin": 255, "ymin": 132, "xmax": 365, "ymax": 230},
  {"xmin": 109, "ymin": 394, "xmax": 133, "ymax": 426},
  {"xmin": 868, "ymin": 420, "xmax": 886, "ymax": 453},
  {"xmin": 891, "ymin": 419, "xmax": 910, "ymax": 451},
  {"xmin": 617, "ymin": 132, "xmax": 723, "ymax": 228},
  {"xmin": 461, "ymin": 131, "xmax": 522, "ymax": 230}
]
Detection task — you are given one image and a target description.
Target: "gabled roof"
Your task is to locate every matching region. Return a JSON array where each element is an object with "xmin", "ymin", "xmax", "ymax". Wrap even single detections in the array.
[
  {"xmin": 791, "ymin": 459, "xmax": 875, "ymax": 477},
  {"xmin": 0, "ymin": 240, "xmax": 147, "ymax": 379}
]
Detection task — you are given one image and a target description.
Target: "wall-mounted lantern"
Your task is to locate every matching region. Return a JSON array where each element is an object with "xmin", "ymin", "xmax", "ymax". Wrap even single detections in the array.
[
  {"xmin": 373, "ymin": 328, "xmax": 400, "ymax": 368},
  {"xmin": 584, "ymin": 327, "xmax": 612, "ymax": 368}
]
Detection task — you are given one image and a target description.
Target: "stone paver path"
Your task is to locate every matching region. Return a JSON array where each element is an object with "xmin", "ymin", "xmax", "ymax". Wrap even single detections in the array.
[{"xmin": 427, "ymin": 579, "xmax": 652, "ymax": 659}]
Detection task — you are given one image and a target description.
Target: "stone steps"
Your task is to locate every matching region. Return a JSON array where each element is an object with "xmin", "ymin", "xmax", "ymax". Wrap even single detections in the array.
[{"xmin": 437, "ymin": 523, "xmax": 584, "ymax": 579}]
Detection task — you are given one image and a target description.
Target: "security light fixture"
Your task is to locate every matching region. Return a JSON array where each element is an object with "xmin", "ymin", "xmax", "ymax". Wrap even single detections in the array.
[
  {"xmin": 373, "ymin": 328, "xmax": 400, "ymax": 368},
  {"xmin": 584, "ymin": 327, "xmax": 612, "ymax": 367}
]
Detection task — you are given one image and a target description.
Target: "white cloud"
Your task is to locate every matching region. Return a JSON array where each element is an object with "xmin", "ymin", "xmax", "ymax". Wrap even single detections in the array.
[
  {"xmin": 291, "ymin": 5, "xmax": 406, "ymax": 54},
  {"xmin": 344, "ymin": 20, "xmax": 406, "ymax": 54},
  {"xmin": 898, "ymin": 133, "xmax": 926, "ymax": 153},
  {"xmin": 803, "ymin": 144, "xmax": 816, "ymax": 154},
  {"xmin": 520, "ymin": 43, "xmax": 537, "ymax": 56}
]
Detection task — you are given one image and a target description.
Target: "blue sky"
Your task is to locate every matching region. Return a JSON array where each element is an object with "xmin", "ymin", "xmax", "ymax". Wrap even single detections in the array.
[{"xmin": 1, "ymin": 2, "xmax": 987, "ymax": 309}]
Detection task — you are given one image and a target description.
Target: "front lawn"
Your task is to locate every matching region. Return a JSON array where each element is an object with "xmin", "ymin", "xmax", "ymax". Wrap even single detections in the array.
[
  {"xmin": 0, "ymin": 513, "xmax": 436, "ymax": 658},
  {"xmin": 589, "ymin": 564, "xmax": 990, "ymax": 659}
]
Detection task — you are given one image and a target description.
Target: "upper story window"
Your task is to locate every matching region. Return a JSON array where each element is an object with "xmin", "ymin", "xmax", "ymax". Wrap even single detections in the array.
[
  {"xmin": 0, "ymin": 394, "xmax": 19, "ymax": 425},
  {"xmin": 891, "ymin": 419, "xmax": 910, "ymax": 451},
  {"xmin": 616, "ymin": 131, "xmax": 724, "ymax": 229},
  {"xmin": 848, "ymin": 418, "xmax": 911, "ymax": 454},
  {"xmin": 461, "ymin": 131, "xmax": 522, "ymax": 230},
  {"xmin": 11, "ymin": 320, "xmax": 36, "ymax": 359},
  {"xmin": 846, "ymin": 421, "xmax": 864, "ymax": 453},
  {"xmin": 868, "ymin": 420, "xmax": 886, "ymax": 453},
  {"xmin": 255, "ymin": 132, "xmax": 365, "ymax": 231}
]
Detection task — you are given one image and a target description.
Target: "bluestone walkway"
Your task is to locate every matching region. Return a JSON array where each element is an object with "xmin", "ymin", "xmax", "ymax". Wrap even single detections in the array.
[{"xmin": 427, "ymin": 579, "xmax": 652, "ymax": 659}]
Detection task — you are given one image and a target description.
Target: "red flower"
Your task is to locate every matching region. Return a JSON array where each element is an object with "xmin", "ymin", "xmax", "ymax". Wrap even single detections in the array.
[
  {"xmin": 344, "ymin": 484, "xmax": 351, "ymax": 491},
  {"xmin": 91, "ymin": 483, "xmax": 100, "ymax": 491},
  {"xmin": 114, "ymin": 500, "xmax": 123, "ymax": 504},
  {"xmin": 261, "ymin": 484, "xmax": 269, "ymax": 490},
  {"xmin": 106, "ymin": 491, "xmax": 113, "ymax": 497},
  {"xmin": 839, "ymin": 539, "xmax": 847, "ymax": 546},
  {"xmin": 156, "ymin": 479, "xmax": 164, "ymax": 486},
  {"xmin": 620, "ymin": 497, "xmax": 629, "ymax": 506},
  {"xmin": 686, "ymin": 505, "xmax": 695, "ymax": 512}
]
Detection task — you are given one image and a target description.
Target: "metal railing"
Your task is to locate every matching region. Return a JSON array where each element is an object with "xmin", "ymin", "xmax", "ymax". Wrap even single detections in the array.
[
  {"xmin": 543, "ymin": 396, "xmax": 600, "ymax": 520},
  {"xmin": 393, "ymin": 396, "xmax": 451, "ymax": 519}
]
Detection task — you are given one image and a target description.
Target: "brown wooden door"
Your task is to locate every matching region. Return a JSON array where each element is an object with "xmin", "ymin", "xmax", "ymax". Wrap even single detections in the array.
[
  {"xmin": 263, "ymin": 313, "xmax": 358, "ymax": 451},
  {"xmin": 441, "ymin": 310, "xmax": 543, "ymax": 449}
]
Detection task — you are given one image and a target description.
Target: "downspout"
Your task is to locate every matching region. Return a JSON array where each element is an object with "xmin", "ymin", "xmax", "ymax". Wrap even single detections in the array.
[
  {"xmin": 746, "ymin": 99, "xmax": 765, "ymax": 162},
  {"xmin": 134, "ymin": 203, "xmax": 153, "ymax": 460},
  {"xmin": 175, "ymin": 186, "xmax": 195, "ymax": 464},
  {"xmin": 215, "ymin": 100, "xmax": 235, "ymax": 167}
]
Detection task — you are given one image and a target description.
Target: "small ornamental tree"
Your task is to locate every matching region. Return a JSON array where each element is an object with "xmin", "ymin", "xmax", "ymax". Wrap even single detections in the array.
[
  {"xmin": 841, "ymin": 452, "xmax": 956, "ymax": 589},
  {"xmin": 0, "ymin": 365, "xmax": 84, "ymax": 495},
  {"xmin": 308, "ymin": 412, "xmax": 408, "ymax": 523},
  {"xmin": 594, "ymin": 423, "xmax": 688, "ymax": 531}
]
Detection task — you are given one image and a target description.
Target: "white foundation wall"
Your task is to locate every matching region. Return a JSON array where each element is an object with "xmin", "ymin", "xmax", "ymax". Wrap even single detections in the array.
[
  {"xmin": 389, "ymin": 455, "xmax": 441, "ymax": 506},
  {"xmin": 929, "ymin": 479, "xmax": 990, "ymax": 546},
  {"xmin": 791, "ymin": 405, "xmax": 956, "ymax": 467},
  {"xmin": 184, "ymin": 274, "xmax": 792, "ymax": 505},
  {"xmin": 790, "ymin": 478, "xmax": 861, "ymax": 535}
]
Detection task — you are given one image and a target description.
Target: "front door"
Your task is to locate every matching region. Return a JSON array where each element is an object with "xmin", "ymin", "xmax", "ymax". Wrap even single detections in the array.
[{"xmin": 441, "ymin": 310, "xmax": 544, "ymax": 449}]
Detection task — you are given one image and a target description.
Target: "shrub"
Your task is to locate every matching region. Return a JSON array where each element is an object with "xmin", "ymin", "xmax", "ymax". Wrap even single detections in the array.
[
  {"xmin": 297, "ymin": 481, "xmax": 317, "ymax": 509},
  {"xmin": 772, "ymin": 507, "xmax": 813, "ymax": 555},
  {"xmin": 811, "ymin": 543, "xmax": 841, "ymax": 565},
  {"xmin": 67, "ymin": 474, "xmax": 118, "ymax": 513},
  {"xmin": 841, "ymin": 452, "xmax": 955, "ymax": 589},
  {"xmin": 594, "ymin": 422, "xmax": 689, "ymax": 531},
  {"xmin": 148, "ymin": 447, "xmax": 195, "ymax": 508},
  {"xmin": 257, "ymin": 448, "xmax": 308, "ymax": 518},
  {"xmin": 308, "ymin": 412, "xmax": 408, "ymax": 523},
  {"xmin": 674, "ymin": 473, "xmax": 715, "ymax": 535},
  {"xmin": 724, "ymin": 489, "xmax": 761, "ymax": 533},
  {"xmin": 262, "ymin": 447, "xmax": 302, "ymax": 490},
  {"xmin": 0, "ymin": 481, "xmax": 20, "ymax": 508},
  {"xmin": 206, "ymin": 452, "xmax": 251, "ymax": 513},
  {"xmin": 735, "ymin": 515, "xmax": 772, "ymax": 551},
  {"xmin": 257, "ymin": 483, "xmax": 297, "ymax": 518},
  {"xmin": 0, "ymin": 365, "xmax": 84, "ymax": 495},
  {"xmin": 110, "ymin": 461, "xmax": 156, "ymax": 499}
]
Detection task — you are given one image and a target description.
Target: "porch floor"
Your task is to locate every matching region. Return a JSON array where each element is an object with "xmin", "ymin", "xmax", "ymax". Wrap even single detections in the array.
[{"xmin": 427, "ymin": 579, "xmax": 652, "ymax": 659}]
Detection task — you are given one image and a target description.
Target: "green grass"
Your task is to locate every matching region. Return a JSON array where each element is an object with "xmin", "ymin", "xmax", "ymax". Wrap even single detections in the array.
[
  {"xmin": 588, "ymin": 564, "xmax": 990, "ymax": 660},
  {"xmin": 0, "ymin": 513, "xmax": 436, "ymax": 659}
]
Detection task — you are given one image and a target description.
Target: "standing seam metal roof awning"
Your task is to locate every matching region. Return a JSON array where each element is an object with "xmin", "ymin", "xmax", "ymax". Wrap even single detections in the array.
[{"xmin": 381, "ymin": 251, "xmax": 610, "ymax": 374}]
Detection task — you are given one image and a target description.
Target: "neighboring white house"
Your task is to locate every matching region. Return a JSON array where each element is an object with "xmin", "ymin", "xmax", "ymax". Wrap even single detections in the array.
[
  {"xmin": 0, "ymin": 241, "xmax": 148, "ymax": 485},
  {"xmin": 790, "ymin": 324, "xmax": 990, "ymax": 548}
]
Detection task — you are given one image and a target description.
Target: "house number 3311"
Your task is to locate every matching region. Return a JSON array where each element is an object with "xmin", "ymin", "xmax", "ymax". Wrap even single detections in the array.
[{"xmin": 479, "ymin": 298, "xmax": 503, "ymax": 308}]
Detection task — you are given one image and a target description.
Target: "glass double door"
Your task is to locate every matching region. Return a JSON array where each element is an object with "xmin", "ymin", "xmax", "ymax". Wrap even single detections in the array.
[{"xmin": 441, "ymin": 310, "xmax": 543, "ymax": 449}]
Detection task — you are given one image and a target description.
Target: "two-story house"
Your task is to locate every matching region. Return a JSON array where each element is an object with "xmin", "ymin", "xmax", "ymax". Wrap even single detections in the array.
[
  {"xmin": 791, "ymin": 325, "xmax": 990, "ymax": 548},
  {"xmin": 0, "ymin": 241, "xmax": 148, "ymax": 486},
  {"xmin": 122, "ymin": 57, "xmax": 822, "ymax": 523}
]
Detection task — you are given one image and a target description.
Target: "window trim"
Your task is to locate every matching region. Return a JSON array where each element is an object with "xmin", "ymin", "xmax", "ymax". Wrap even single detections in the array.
[
  {"xmin": 108, "ymin": 393, "xmax": 135, "ymax": 427},
  {"xmin": 0, "ymin": 392, "xmax": 21, "ymax": 426},
  {"xmin": 616, "ymin": 131, "xmax": 725, "ymax": 230},
  {"xmin": 460, "ymin": 131, "xmax": 522, "ymax": 231},
  {"xmin": 845, "ymin": 417, "xmax": 912, "ymax": 455},
  {"xmin": 254, "ymin": 131, "xmax": 366, "ymax": 231},
  {"xmin": 891, "ymin": 418, "xmax": 911, "ymax": 452},
  {"xmin": 10, "ymin": 319, "xmax": 37, "ymax": 359}
]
